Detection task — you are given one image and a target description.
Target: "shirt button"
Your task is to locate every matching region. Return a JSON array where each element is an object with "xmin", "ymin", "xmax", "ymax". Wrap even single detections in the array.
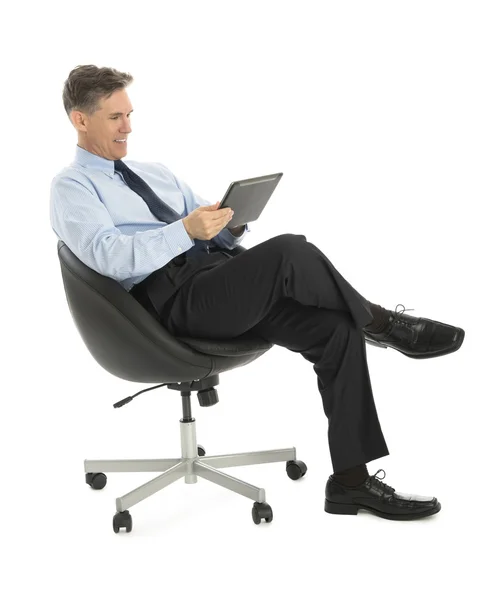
[{"xmin": 177, "ymin": 246, "xmax": 182, "ymax": 252}]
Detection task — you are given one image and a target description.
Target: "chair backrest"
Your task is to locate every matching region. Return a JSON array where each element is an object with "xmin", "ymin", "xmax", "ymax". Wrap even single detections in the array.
[{"xmin": 56, "ymin": 241, "xmax": 272, "ymax": 384}]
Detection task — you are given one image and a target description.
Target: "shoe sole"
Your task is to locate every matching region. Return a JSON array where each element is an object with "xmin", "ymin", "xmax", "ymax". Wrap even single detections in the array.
[
  {"xmin": 324, "ymin": 498, "xmax": 442, "ymax": 520},
  {"xmin": 365, "ymin": 328, "xmax": 465, "ymax": 359}
]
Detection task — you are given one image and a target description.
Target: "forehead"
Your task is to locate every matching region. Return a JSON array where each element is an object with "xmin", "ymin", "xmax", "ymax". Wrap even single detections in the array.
[{"xmin": 103, "ymin": 89, "xmax": 133, "ymax": 115}]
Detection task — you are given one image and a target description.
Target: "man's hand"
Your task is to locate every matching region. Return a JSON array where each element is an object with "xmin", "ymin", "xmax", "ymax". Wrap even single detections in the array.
[{"xmin": 182, "ymin": 201, "xmax": 233, "ymax": 240}]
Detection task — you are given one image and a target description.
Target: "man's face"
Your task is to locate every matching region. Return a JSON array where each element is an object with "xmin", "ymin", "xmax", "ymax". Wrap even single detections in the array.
[{"xmin": 72, "ymin": 88, "xmax": 133, "ymax": 160}]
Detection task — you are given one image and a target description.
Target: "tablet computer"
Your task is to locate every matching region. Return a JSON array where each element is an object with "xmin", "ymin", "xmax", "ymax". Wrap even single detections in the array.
[{"xmin": 218, "ymin": 172, "xmax": 283, "ymax": 229}]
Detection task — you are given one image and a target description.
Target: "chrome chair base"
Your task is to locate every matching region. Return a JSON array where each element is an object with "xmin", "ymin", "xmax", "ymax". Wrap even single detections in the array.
[{"xmin": 85, "ymin": 417, "xmax": 297, "ymax": 513}]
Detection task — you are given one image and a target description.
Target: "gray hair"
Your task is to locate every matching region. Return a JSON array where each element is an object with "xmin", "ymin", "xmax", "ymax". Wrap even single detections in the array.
[{"xmin": 62, "ymin": 64, "xmax": 134, "ymax": 121}]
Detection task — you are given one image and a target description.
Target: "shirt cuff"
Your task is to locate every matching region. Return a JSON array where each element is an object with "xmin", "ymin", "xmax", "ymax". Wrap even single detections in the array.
[
  {"xmin": 164, "ymin": 219, "xmax": 195, "ymax": 256},
  {"xmin": 221, "ymin": 223, "xmax": 250, "ymax": 246}
]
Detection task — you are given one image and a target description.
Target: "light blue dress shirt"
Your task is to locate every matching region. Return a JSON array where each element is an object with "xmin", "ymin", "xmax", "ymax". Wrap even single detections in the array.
[{"xmin": 50, "ymin": 145, "xmax": 250, "ymax": 291}]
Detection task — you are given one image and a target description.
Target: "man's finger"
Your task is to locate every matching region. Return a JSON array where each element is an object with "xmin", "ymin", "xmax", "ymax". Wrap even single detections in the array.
[{"xmin": 210, "ymin": 209, "xmax": 232, "ymax": 221}]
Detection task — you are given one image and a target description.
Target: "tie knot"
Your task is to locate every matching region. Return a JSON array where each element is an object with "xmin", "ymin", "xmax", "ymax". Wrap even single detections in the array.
[{"xmin": 114, "ymin": 159, "xmax": 126, "ymax": 172}]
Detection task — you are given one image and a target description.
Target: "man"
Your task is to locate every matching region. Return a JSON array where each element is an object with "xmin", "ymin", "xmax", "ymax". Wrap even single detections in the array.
[{"xmin": 50, "ymin": 65, "xmax": 465, "ymax": 521}]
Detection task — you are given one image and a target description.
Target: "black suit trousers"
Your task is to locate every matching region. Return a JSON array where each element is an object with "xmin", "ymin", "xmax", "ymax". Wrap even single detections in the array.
[{"xmin": 130, "ymin": 233, "xmax": 390, "ymax": 473}]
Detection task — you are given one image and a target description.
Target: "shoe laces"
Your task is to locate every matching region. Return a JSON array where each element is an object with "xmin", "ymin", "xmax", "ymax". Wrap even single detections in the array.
[
  {"xmin": 390, "ymin": 303, "xmax": 415, "ymax": 329},
  {"xmin": 370, "ymin": 469, "xmax": 396, "ymax": 496}
]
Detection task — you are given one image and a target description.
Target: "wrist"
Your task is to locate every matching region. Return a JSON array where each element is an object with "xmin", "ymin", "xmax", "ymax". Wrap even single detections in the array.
[{"xmin": 182, "ymin": 218, "xmax": 194, "ymax": 240}]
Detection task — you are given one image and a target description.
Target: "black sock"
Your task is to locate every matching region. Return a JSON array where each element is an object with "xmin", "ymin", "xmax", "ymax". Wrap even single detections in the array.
[
  {"xmin": 333, "ymin": 463, "xmax": 369, "ymax": 487},
  {"xmin": 363, "ymin": 303, "xmax": 390, "ymax": 334}
]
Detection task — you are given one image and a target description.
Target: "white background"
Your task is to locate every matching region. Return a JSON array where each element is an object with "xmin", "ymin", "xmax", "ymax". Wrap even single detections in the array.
[{"xmin": 2, "ymin": 0, "xmax": 494, "ymax": 597}]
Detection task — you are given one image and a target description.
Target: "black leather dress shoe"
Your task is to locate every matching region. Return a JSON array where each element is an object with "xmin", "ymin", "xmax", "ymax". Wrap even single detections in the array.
[
  {"xmin": 364, "ymin": 304, "xmax": 465, "ymax": 359},
  {"xmin": 325, "ymin": 469, "xmax": 441, "ymax": 520}
]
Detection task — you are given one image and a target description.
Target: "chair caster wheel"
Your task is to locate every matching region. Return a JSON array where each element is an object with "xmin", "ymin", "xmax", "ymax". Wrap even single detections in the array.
[
  {"xmin": 197, "ymin": 445, "xmax": 206, "ymax": 456},
  {"xmin": 113, "ymin": 510, "xmax": 133, "ymax": 533},
  {"xmin": 85, "ymin": 472, "xmax": 107, "ymax": 490},
  {"xmin": 252, "ymin": 501, "xmax": 273, "ymax": 524},
  {"xmin": 286, "ymin": 460, "xmax": 307, "ymax": 480}
]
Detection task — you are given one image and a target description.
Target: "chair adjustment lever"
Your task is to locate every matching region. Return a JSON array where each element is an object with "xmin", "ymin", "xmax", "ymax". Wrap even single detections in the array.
[
  {"xmin": 113, "ymin": 383, "xmax": 168, "ymax": 408},
  {"xmin": 113, "ymin": 396, "xmax": 134, "ymax": 408}
]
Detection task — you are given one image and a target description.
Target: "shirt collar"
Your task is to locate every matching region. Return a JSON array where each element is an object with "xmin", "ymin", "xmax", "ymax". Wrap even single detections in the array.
[{"xmin": 73, "ymin": 144, "xmax": 120, "ymax": 179}]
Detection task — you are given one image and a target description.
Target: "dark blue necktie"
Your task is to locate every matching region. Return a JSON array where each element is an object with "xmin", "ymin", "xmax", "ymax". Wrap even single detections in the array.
[
  {"xmin": 114, "ymin": 159, "xmax": 182, "ymax": 222},
  {"xmin": 114, "ymin": 159, "xmax": 210, "ymax": 256}
]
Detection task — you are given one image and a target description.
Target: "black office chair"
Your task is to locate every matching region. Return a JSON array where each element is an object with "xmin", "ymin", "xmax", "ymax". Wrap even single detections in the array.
[{"xmin": 56, "ymin": 240, "xmax": 308, "ymax": 533}]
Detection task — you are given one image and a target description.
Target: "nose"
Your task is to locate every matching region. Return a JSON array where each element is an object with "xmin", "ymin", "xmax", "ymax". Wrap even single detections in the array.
[{"xmin": 121, "ymin": 116, "xmax": 132, "ymax": 134}]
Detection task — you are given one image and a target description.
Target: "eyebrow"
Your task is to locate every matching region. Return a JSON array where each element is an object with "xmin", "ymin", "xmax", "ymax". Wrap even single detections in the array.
[{"xmin": 109, "ymin": 109, "xmax": 134, "ymax": 116}]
